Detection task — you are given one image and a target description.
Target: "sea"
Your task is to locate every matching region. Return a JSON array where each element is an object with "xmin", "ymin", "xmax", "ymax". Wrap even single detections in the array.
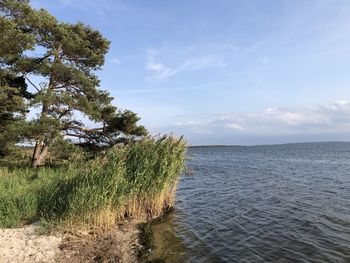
[{"xmin": 149, "ymin": 142, "xmax": 350, "ymax": 263}]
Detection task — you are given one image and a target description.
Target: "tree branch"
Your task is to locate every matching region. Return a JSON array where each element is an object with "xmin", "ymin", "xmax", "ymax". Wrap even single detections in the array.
[
  {"xmin": 35, "ymin": 53, "xmax": 52, "ymax": 64},
  {"xmin": 62, "ymin": 124, "xmax": 104, "ymax": 132},
  {"xmin": 64, "ymin": 133, "xmax": 89, "ymax": 139},
  {"xmin": 23, "ymin": 75, "xmax": 40, "ymax": 92}
]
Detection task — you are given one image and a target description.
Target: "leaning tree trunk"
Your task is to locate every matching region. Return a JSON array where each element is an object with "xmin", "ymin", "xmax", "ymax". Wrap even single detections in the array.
[
  {"xmin": 31, "ymin": 140, "xmax": 48, "ymax": 168},
  {"xmin": 31, "ymin": 79, "xmax": 51, "ymax": 168},
  {"xmin": 30, "ymin": 47, "xmax": 62, "ymax": 168}
]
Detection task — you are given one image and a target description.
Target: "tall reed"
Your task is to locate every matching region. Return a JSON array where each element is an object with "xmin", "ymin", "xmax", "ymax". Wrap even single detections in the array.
[{"xmin": 0, "ymin": 136, "xmax": 186, "ymax": 230}]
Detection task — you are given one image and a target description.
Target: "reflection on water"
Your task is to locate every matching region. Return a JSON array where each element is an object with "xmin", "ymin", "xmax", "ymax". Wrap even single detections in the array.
[
  {"xmin": 149, "ymin": 213, "xmax": 188, "ymax": 263},
  {"xmin": 150, "ymin": 142, "xmax": 350, "ymax": 263}
]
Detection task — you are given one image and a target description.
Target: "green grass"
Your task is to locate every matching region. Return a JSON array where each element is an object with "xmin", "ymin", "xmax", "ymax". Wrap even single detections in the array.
[
  {"xmin": 0, "ymin": 136, "xmax": 186, "ymax": 230},
  {"xmin": 0, "ymin": 166, "xmax": 58, "ymax": 228}
]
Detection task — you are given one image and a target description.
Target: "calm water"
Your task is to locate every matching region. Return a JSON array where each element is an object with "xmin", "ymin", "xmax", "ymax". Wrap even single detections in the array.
[{"xmin": 150, "ymin": 142, "xmax": 350, "ymax": 263}]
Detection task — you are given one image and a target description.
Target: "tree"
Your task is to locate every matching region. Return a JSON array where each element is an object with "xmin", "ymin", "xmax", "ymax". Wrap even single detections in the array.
[
  {"xmin": 0, "ymin": 10, "xmax": 34, "ymax": 156},
  {"xmin": 0, "ymin": 1, "xmax": 147, "ymax": 167},
  {"xmin": 0, "ymin": 76, "xmax": 28, "ymax": 156}
]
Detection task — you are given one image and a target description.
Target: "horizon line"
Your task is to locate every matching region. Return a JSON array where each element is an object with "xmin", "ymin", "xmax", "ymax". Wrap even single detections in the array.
[{"xmin": 188, "ymin": 140, "xmax": 350, "ymax": 148}]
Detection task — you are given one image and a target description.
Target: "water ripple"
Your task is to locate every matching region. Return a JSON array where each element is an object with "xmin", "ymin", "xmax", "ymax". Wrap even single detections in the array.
[{"xmin": 150, "ymin": 142, "xmax": 350, "ymax": 263}]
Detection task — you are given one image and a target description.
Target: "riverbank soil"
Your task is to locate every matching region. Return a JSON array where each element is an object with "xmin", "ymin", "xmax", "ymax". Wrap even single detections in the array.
[{"xmin": 57, "ymin": 223, "xmax": 140, "ymax": 263}]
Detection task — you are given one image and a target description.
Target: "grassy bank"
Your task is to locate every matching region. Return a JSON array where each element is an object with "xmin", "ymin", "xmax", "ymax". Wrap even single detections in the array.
[{"xmin": 0, "ymin": 136, "xmax": 186, "ymax": 230}]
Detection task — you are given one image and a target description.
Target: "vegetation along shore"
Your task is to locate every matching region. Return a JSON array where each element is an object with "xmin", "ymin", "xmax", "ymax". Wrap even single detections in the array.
[{"xmin": 0, "ymin": 1, "xmax": 187, "ymax": 262}]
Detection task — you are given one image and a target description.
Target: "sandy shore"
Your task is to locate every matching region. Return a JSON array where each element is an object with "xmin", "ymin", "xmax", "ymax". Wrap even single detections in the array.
[
  {"xmin": 0, "ymin": 224, "xmax": 140, "ymax": 263},
  {"xmin": 0, "ymin": 225, "xmax": 62, "ymax": 263}
]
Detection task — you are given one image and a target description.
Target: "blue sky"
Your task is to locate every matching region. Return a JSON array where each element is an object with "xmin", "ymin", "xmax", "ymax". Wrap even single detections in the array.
[{"xmin": 31, "ymin": 0, "xmax": 350, "ymax": 145}]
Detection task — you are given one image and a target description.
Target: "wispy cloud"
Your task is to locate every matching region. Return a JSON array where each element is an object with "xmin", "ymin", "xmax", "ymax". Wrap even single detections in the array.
[
  {"xmin": 52, "ymin": 0, "xmax": 132, "ymax": 12},
  {"xmin": 146, "ymin": 56, "xmax": 176, "ymax": 79},
  {"xmin": 170, "ymin": 101, "xmax": 350, "ymax": 136},
  {"xmin": 173, "ymin": 120, "xmax": 212, "ymax": 134},
  {"xmin": 111, "ymin": 58, "xmax": 123, "ymax": 65},
  {"xmin": 116, "ymin": 84, "xmax": 207, "ymax": 94},
  {"xmin": 32, "ymin": 0, "xmax": 163, "ymax": 21},
  {"xmin": 145, "ymin": 53, "xmax": 229, "ymax": 80},
  {"xmin": 145, "ymin": 44, "xmax": 236, "ymax": 80},
  {"xmin": 178, "ymin": 55, "xmax": 228, "ymax": 71}
]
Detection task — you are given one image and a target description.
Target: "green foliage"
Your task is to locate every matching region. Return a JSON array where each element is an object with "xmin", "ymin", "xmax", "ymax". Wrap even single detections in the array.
[
  {"xmin": 0, "ymin": 76, "xmax": 31, "ymax": 156},
  {"xmin": 0, "ymin": 0, "xmax": 147, "ymax": 166},
  {"xmin": 0, "ymin": 12, "xmax": 35, "ymax": 66},
  {"xmin": 0, "ymin": 136, "xmax": 187, "ymax": 229},
  {"xmin": 0, "ymin": 0, "xmax": 34, "ymax": 148},
  {"xmin": 49, "ymin": 137, "xmax": 87, "ymax": 164},
  {"xmin": 0, "ymin": 4, "xmax": 34, "ymax": 156}
]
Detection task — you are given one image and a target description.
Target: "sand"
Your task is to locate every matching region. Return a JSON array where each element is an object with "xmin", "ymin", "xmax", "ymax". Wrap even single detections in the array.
[
  {"xmin": 0, "ymin": 224, "xmax": 140, "ymax": 263},
  {"xmin": 0, "ymin": 225, "xmax": 62, "ymax": 263}
]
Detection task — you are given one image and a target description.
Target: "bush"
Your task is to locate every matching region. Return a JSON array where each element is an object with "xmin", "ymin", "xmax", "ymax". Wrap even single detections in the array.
[{"xmin": 48, "ymin": 137, "xmax": 87, "ymax": 165}]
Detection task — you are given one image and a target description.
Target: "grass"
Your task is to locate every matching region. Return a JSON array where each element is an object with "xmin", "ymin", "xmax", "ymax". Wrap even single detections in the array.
[{"xmin": 0, "ymin": 136, "xmax": 186, "ymax": 230}]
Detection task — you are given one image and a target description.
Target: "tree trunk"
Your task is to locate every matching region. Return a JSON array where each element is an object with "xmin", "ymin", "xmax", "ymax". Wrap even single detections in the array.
[
  {"xmin": 31, "ymin": 140, "xmax": 48, "ymax": 168},
  {"xmin": 30, "ymin": 48, "xmax": 57, "ymax": 169}
]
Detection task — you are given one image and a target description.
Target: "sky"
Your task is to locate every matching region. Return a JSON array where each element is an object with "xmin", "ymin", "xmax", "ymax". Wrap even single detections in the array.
[{"xmin": 30, "ymin": 0, "xmax": 350, "ymax": 145}]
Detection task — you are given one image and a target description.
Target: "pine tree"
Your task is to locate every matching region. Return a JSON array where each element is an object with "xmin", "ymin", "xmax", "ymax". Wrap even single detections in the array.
[
  {"xmin": 0, "ymin": 9, "xmax": 34, "ymax": 156},
  {"xmin": 0, "ymin": 1, "xmax": 147, "ymax": 166}
]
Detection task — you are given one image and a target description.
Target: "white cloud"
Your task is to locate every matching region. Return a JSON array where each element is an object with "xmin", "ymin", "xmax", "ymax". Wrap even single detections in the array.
[
  {"xmin": 146, "ymin": 57, "xmax": 176, "ymax": 79},
  {"xmin": 145, "ymin": 44, "xmax": 234, "ymax": 80},
  {"xmin": 172, "ymin": 120, "xmax": 212, "ymax": 134},
  {"xmin": 227, "ymin": 123, "xmax": 244, "ymax": 130},
  {"xmin": 177, "ymin": 55, "xmax": 228, "ymax": 71},
  {"xmin": 265, "ymin": 107, "xmax": 278, "ymax": 113},
  {"xmin": 170, "ymin": 101, "xmax": 350, "ymax": 136},
  {"xmin": 111, "ymin": 58, "xmax": 122, "ymax": 64},
  {"xmin": 146, "ymin": 54, "xmax": 228, "ymax": 80}
]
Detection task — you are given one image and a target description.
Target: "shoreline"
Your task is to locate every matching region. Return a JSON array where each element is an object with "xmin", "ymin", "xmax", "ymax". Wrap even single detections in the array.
[
  {"xmin": 0, "ymin": 212, "xmax": 173, "ymax": 263},
  {"xmin": 0, "ymin": 138, "xmax": 186, "ymax": 262},
  {"xmin": 0, "ymin": 223, "xmax": 142, "ymax": 263}
]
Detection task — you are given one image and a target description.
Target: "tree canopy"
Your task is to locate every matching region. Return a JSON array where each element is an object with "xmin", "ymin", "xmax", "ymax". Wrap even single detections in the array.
[
  {"xmin": 0, "ymin": 8, "xmax": 34, "ymax": 156},
  {"xmin": 0, "ymin": 0, "xmax": 147, "ymax": 166}
]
